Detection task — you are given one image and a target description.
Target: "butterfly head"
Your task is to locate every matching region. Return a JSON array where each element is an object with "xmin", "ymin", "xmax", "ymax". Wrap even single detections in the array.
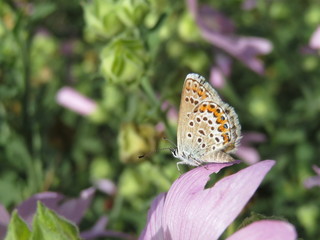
[{"xmin": 171, "ymin": 148, "xmax": 179, "ymax": 158}]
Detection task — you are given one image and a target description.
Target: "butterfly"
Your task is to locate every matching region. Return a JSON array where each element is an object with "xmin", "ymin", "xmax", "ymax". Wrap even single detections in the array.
[{"xmin": 171, "ymin": 73, "xmax": 241, "ymax": 168}]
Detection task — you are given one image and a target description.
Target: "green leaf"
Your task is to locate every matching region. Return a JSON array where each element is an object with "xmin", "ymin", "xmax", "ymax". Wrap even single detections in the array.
[
  {"xmin": 4, "ymin": 210, "xmax": 31, "ymax": 240},
  {"xmin": 30, "ymin": 3, "xmax": 56, "ymax": 22},
  {"xmin": 112, "ymin": 55, "xmax": 124, "ymax": 76},
  {"xmin": 30, "ymin": 202, "xmax": 81, "ymax": 240}
]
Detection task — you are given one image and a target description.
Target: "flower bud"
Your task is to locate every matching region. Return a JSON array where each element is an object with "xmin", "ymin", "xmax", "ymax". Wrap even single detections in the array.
[
  {"xmin": 100, "ymin": 38, "xmax": 147, "ymax": 85},
  {"xmin": 118, "ymin": 123, "xmax": 156, "ymax": 164}
]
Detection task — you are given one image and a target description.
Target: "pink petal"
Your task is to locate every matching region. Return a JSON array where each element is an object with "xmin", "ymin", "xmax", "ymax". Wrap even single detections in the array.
[
  {"xmin": 210, "ymin": 66, "xmax": 225, "ymax": 88},
  {"xmin": 312, "ymin": 165, "xmax": 320, "ymax": 175},
  {"xmin": 139, "ymin": 193, "xmax": 166, "ymax": 240},
  {"xmin": 201, "ymin": 28, "xmax": 272, "ymax": 75},
  {"xmin": 241, "ymin": 37, "xmax": 273, "ymax": 54},
  {"xmin": 162, "ymin": 101, "xmax": 178, "ymax": 121},
  {"xmin": 242, "ymin": 0, "xmax": 257, "ymax": 10},
  {"xmin": 309, "ymin": 26, "xmax": 320, "ymax": 49},
  {"xmin": 241, "ymin": 132, "xmax": 266, "ymax": 144},
  {"xmin": 187, "ymin": 0, "xmax": 198, "ymax": 17},
  {"xmin": 198, "ymin": 5, "xmax": 235, "ymax": 34},
  {"xmin": 155, "ymin": 122, "xmax": 165, "ymax": 132},
  {"xmin": 94, "ymin": 179, "xmax": 117, "ymax": 195},
  {"xmin": 216, "ymin": 53, "xmax": 232, "ymax": 76},
  {"xmin": 0, "ymin": 204, "xmax": 10, "ymax": 239},
  {"xmin": 162, "ymin": 163, "xmax": 239, "ymax": 240},
  {"xmin": 304, "ymin": 175, "xmax": 320, "ymax": 189},
  {"xmin": 16, "ymin": 188, "xmax": 95, "ymax": 225},
  {"xmin": 57, "ymin": 187, "xmax": 95, "ymax": 224},
  {"xmin": 226, "ymin": 220, "xmax": 297, "ymax": 240},
  {"xmin": 17, "ymin": 192, "xmax": 65, "ymax": 226},
  {"xmin": 187, "ymin": 0, "xmax": 273, "ymax": 75},
  {"xmin": 162, "ymin": 160, "xmax": 275, "ymax": 240},
  {"xmin": 80, "ymin": 208, "xmax": 135, "ymax": 240},
  {"xmin": 0, "ymin": 204, "xmax": 10, "ymax": 226},
  {"xmin": 304, "ymin": 165, "xmax": 320, "ymax": 188},
  {"xmin": 300, "ymin": 45, "xmax": 317, "ymax": 55},
  {"xmin": 237, "ymin": 146, "xmax": 260, "ymax": 164},
  {"xmin": 56, "ymin": 87, "xmax": 97, "ymax": 116}
]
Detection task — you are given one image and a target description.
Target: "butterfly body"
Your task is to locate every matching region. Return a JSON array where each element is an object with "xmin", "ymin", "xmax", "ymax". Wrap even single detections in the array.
[{"xmin": 172, "ymin": 73, "xmax": 241, "ymax": 167}]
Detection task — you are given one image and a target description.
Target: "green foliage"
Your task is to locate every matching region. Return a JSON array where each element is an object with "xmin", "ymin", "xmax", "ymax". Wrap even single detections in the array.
[
  {"xmin": 5, "ymin": 203, "xmax": 81, "ymax": 240},
  {"xmin": 5, "ymin": 211, "xmax": 31, "ymax": 240},
  {"xmin": 1, "ymin": 0, "xmax": 320, "ymax": 239},
  {"xmin": 32, "ymin": 203, "xmax": 81, "ymax": 240}
]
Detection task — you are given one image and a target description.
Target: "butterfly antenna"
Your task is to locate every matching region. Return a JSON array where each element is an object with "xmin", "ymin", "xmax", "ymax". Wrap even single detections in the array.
[
  {"xmin": 138, "ymin": 147, "xmax": 174, "ymax": 159},
  {"xmin": 162, "ymin": 137, "xmax": 177, "ymax": 148}
]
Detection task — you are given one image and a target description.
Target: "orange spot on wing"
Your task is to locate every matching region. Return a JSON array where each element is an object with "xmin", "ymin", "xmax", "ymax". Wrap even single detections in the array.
[
  {"xmin": 201, "ymin": 94, "xmax": 208, "ymax": 99},
  {"xmin": 218, "ymin": 125, "xmax": 228, "ymax": 132},
  {"xmin": 192, "ymin": 85, "xmax": 198, "ymax": 92},
  {"xmin": 199, "ymin": 105, "xmax": 207, "ymax": 112},
  {"xmin": 213, "ymin": 110, "xmax": 222, "ymax": 118},
  {"xmin": 219, "ymin": 119, "xmax": 227, "ymax": 125},
  {"xmin": 207, "ymin": 106, "xmax": 215, "ymax": 113},
  {"xmin": 197, "ymin": 90, "xmax": 204, "ymax": 97},
  {"xmin": 222, "ymin": 134, "xmax": 230, "ymax": 144}
]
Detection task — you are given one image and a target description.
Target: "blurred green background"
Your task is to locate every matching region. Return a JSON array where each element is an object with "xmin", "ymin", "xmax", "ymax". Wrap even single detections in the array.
[{"xmin": 1, "ymin": 0, "xmax": 320, "ymax": 239}]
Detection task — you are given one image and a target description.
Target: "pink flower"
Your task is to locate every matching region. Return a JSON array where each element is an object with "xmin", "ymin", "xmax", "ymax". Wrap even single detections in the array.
[
  {"xmin": 309, "ymin": 26, "xmax": 320, "ymax": 50},
  {"xmin": 242, "ymin": 0, "xmax": 257, "ymax": 11},
  {"xmin": 140, "ymin": 160, "xmax": 297, "ymax": 240},
  {"xmin": 300, "ymin": 26, "xmax": 320, "ymax": 55},
  {"xmin": 210, "ymin": 54, "xmax": 232, "ymax": 88},
  {"xmin": 304, "ymin": 165, "xmax": 320, "ymax": 189},
  {"xmin": 16, "ymin": 188, "xmax": 96, "ymax": 226},
  {"xmin": 210, "ymin": 66, "xmax": 225, "ymax": 88},
  {"xmin": 156, "ymin": 101, "xmax": 178, "ymax": 132},
  {"xmin": 56, "ymin": 87, "xmax": 97, "ymax": 116},
  {"xmin": 237, "ymin": 132, "xmax": 267, "ymax": 164},
  {"xmin": 1, "ymin": 180, "xmax": 132, "ymax": 240},
  {"xmin": 0, "ymin": 204, "xmax": 10, "ymax": 239},
  {"xmin": 187, "ymin": 0, "xmax": 272, "ymax": 75}
]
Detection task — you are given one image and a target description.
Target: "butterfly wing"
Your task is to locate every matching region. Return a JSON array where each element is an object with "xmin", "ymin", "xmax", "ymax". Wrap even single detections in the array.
[
  {"xmin": 176, "ymin": 73, "xmax": 241, "ymax": 164},
  {"xmin": 176, "ymin": 74, "xmax": 210, "ymax": 156},
  {"xmin": 188, "ymin": 100, "xmax": 241, "ymax": 163}
]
